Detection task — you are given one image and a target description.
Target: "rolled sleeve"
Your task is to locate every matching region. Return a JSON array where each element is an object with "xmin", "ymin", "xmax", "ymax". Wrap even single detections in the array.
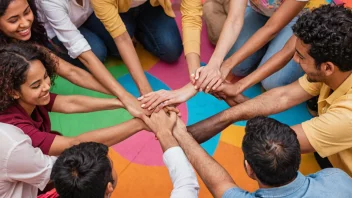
[
  {"xmin": 180, "ymin": 0, "xmax": 203, "ymax": 55},
  {"xmin": 6, "ymin": 137, "xmax": 57, "ymax": 190},
  {"xmin": 298, "ymin": 75, "xmax": 322, "ymax": 96},
  {"xmin": 163, "ymin": 146, "xmax": 199, "ymax": 198},
  {"xmin": 40, "ymin": 0, "xmax": 91, "ymax": 58},
  {"xmin": 302, "ymin": 104, "xmax": 352, "ymax": 157},
  {"xmin": 91, "ymin": 0, "xmax": 127, "ymax": 39}
]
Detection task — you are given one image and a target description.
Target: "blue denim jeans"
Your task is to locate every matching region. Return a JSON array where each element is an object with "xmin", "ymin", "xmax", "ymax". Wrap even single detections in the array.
[
  {"xmin": 51, "ymin": 13, "xmax": 118, "ymax": 70},
  {"xmin": 120, "ymin": 1, "xmax": 183, "ymax": 63},
  {"xmin": 226, "ymin": 7, "xmax": 304, "ymax": 90},
  {"xmin": 51, "ymin": 2, "xmax": 183, "ymax": 70}
]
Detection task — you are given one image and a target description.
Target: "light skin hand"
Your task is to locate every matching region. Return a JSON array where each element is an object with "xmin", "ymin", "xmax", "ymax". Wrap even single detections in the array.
[
  {"xmin": 138, "ymin": 83, "xmax": 197, "ymax": 112},
  {"xmin": 143, "ymin": 110, "xmax": 177, "ymax": 135},
  {"xmin": 193, "ymin": 64, "xmax": 224, "ymax": 93}
]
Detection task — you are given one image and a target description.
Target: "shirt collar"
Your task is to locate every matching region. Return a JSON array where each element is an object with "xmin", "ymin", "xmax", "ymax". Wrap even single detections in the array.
[
  {"xmin": 325, "ymin": 74, "xmax": 352, "ymax": 104},
  {"xmin": 253, "ymin": 172, "xmax": 307, "ymax": 197}
]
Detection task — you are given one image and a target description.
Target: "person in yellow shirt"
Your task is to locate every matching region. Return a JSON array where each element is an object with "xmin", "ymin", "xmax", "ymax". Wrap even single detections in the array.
[
  {"xmin": 184, "ymin": 5, "xmax": 352, "ymax": 176},
  {"xmin": 90, "ymin": 0, "xmax": 203, "ymax": 96}
]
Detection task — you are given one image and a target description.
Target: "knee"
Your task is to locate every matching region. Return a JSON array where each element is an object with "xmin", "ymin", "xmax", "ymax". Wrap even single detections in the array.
[
  {"xmin": 158, "ymin": 39, "xmax": 183, "ymax": 63},
  {"xmin": 90, "ymin": 41, "xmax": 108, "ymax": 62}
]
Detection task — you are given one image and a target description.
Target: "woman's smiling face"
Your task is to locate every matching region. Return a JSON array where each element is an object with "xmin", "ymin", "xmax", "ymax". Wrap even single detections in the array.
[{"xmin": 0, "ymin": 0, "xmax": 33, "ymax": 41}]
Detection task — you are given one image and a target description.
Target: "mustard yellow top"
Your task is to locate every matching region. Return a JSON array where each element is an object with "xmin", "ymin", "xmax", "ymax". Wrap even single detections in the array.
[
  {"xmin": 90, "ymin": 0, "xmax": 202, "ymax": 55},
  {"xmin": 299, "ymin": 74, "xmax": 352, "ymax": 176}
]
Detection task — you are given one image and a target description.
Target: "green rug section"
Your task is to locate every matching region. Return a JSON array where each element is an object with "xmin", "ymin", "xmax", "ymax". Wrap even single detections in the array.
[{"xmin": 49, "ymin": 64, "xmax": 132, "ymax": 137}]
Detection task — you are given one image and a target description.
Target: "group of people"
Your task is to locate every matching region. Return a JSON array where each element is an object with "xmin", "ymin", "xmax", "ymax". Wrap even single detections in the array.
[{"xmin": 0, "ymin": 0, "xmax": 351, "ymax": 196}]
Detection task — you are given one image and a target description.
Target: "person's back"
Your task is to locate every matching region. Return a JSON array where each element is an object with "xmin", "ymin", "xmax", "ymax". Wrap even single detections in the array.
[
  {"xmin": 0, "ymin": 123, "xmax": 56, "ymax": 198},
  {"xmin": 222, "ymin": 116, "xmax": 352, "ymax": 198},
  {"xmin": 224, "ymin": 168, "xmax": 352, "ymax": 198}
]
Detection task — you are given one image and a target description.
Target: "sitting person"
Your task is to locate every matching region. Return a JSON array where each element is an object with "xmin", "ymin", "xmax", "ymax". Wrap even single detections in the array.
[
  {"xmin": 0, "ymin": 43, "xmax": 148, "ymax": 156},
  {"xmin": 0, "ymin": 123, "xmax": 57, "ymax": 198},
  {"xmin": 172, "ymin": 116, "xmax": 352, "ymax": 197},
  {"xmin": 52, "ymin": 111, "xmax": 200, "ymax": 198},
  {"xmin": 186, "ymin": 5, "xmax": 352, "ymax": 176},
  {"xmin": 0, "ymin": 0, "xmax": 151, "ymax": 120},
  {"xmin": 36, "ymin": 0, "xmax": 120, "ymax": 70}
]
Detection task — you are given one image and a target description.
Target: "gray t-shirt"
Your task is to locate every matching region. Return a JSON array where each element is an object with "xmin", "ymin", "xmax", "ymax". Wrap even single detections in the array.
[{"xmin": 0, "ymin": 123, "xmax": 56, "ymax": 198}]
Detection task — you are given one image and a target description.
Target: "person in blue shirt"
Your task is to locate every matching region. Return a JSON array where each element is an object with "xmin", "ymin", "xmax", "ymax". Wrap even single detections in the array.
[{"xmin": 172, "ymin": 116, "xmax": 352, "ymax": 198}]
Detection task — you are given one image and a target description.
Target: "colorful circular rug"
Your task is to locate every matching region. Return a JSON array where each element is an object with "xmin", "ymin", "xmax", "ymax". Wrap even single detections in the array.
[{"xmin": 50, "ymin": 2, "xmax": 322, "ymax": 197}]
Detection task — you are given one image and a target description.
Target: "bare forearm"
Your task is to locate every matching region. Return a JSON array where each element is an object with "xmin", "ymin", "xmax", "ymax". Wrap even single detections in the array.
[
  {"xmin": 222, "ymin": 25, "xmax": 278, "ymax": 71},
  {"xmin": 75, "ymin": 118, "xmax": 144, "ymax": 146},
  {"xmin": 188, "ymin": 87, "xmax": 297, "ymax": 143},
  {"xmin": 56, "ymin": 96, "xmax": 123, "ymax": 113},
  {"xmin": 114, "ymin": 32, "xmax": 152, "ymax": 95},
  {"xmin": 173, "ymin": 128, "xmax": 236, "ymax": 197},
  {"xmin": 186, "ymin": 53, "xmax": 201, "ymax": 76},
  {"xmin": 78, "ymin": 51, "xmax": 133, "ymax": 100},
  {"xmin": 209, "ymin": 20, "xmax": 244, "ymax": 67},
  {"xmin": 56, "ymin": 56, "xmax": 111, "ymax": 95},
  {"xmin": 156, "ymin": 131, "xmax": 179, "ymax": 152},
  {"xmin": 49, "ymin": 118, "xmax": 145, "ymax": 155},
  {"xmin": 237, "ymin": 38, "xmax": 295, "ymax": 90}
]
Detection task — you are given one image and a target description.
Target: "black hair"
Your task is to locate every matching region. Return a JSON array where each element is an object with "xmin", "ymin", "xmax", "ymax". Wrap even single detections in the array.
[
  {"xmin": 0, "ymin": 0, "xmax": 50, "ymax": 46},
  {"xmin": 51, "ymin": 142, "xmax": 114, "ymax": 198},
  {"xmin": 0, "ymin": 43, "xmax": 57, "ymax": 111},
  {"xmin": 292, "ymin": 4, "xmax": 352, "ymax": 72},
  {"xmin": 242, "ymin": 116, "xmax": 301, "ymax": 186}
]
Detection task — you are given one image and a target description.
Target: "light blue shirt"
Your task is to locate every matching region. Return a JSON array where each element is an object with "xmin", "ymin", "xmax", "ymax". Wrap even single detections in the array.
[{"xmin": 223, "ymin": 169, "xmax": 352, "ymax": 198}]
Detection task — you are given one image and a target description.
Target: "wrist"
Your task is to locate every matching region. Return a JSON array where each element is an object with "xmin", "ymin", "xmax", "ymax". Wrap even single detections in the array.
[
  {"xmin": 156, "ymin": 129, "xmax": 173, "ymax": 138},
  {"xmin": 208, "ymin": 57, "xmax": 222, "ymax": 68}
]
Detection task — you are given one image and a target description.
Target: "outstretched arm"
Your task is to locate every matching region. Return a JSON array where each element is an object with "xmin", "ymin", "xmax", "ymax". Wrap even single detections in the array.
[
  {"xmin": 221, "ymin": 0, "xmax": 307, "ymax": 78},
  {"xmin": 173, "ymin": 118, "xmax": 237, "ymax": 198},
  {"xmin": 187, "ymin": 81, "xmax": 313, "ymax": 143},
  {"xmin": 49, "ymin": 118, "xmax": 146, "ymax": 156}
]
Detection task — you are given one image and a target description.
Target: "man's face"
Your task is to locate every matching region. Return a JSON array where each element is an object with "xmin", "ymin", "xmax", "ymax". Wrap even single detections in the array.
[{"xmin": 293, "ymin": 39, "xmax": 325, "ymax": 82}]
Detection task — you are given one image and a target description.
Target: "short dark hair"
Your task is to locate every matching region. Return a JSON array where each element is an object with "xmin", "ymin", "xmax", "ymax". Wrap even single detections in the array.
[
  {"xmin": 51, "ymin": 142, "xmax": 114, "ymax": 198},
  {"xmin": 0, "ymin": 43, "xmax": 57, "ymax": 111},
  {"xmin": 242, "ymin": 116, "xmax": 301, "ymax": 186},
  {"xmin": 292, "ymin": 4, "xmax": 352, "ymax": 72}
]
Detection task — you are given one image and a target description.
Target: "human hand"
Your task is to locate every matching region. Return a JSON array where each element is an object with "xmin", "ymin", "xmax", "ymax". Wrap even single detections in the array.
[
  {"xmin": 193, "ymin": 64, "xmax": 223, "ymax": 93},
  {"xmin": 213, "ymin": 81, "xmax": 245, "ymax": 98},
  {"xmin": 123, "ymin": 96, "xmax": 151, "ymax": 121},
  {"xmin": 144, "ymin": 110, "xmax": 177, "ymax": 135},
  {"xmin": 138, "ymin": 86, "xmax": 196, "ymax": 112}
]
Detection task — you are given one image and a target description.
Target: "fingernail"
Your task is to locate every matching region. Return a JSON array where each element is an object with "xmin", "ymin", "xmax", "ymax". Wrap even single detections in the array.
[
  {"xmin": 195, "ymin": 77, "xmax": 199, "ymax": 80},
  {"xmin": 141, "ymin": 104, "xmax": 145, "ymax": 108},
  {"xmin": 148, "ymin": 107, "xmax": 152, "ymax": 110},
  {"xmin": 194, "ymin": 86, "xmax": 197, "ymax": 89},
  {"xmin": 191, "ymin": 73, "xmax": 195, "ymax": 77},
  {"xmin": 200, "ymin": 88, "xmax": 203, "ymax": 92}
]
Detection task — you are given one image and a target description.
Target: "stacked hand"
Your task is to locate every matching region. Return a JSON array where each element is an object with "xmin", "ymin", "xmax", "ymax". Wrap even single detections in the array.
[{"xmin": 192, "ymin": 64, "xmax": 224, "ymax": 93}]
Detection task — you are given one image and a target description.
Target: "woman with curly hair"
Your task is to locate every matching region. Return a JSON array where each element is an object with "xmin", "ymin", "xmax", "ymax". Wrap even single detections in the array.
[
  {"xmin": 0, "ymin": 0, "xmax": 154, "ymax": 121},
  {"xmin": 0, "ymin": 43, "xmax": 148, "ymax": 156}
]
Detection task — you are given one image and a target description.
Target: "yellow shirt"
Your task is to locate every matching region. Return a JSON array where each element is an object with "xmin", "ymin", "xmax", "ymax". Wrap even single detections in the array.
[
  {"xmin": 299, "ymin": 74, "xmax": 352, "ymax": 176},
  {"xmin": 90, "ymin": 0, "xmax": 202, "ymax": 56}
]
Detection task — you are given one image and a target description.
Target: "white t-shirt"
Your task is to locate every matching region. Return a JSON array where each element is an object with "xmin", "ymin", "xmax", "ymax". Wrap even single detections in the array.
[
  {"xmin": 0, "ymin": 123, "xmax": 56, "ymax": 198},
  {"xmin": 37, "ymin": 0, "xmax": 93, "ymax": 58}
]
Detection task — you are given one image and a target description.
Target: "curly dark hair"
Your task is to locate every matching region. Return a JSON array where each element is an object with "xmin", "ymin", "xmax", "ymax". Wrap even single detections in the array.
[
  {"xmin": 0, "ymin": 43, "xmax": 57, "ymax": 111},
  {"xmin": 292, "ymin": 4, "xmax": 352, "ymax": 72},
  {"xmin": 0, "ymin": 0, "xmax": 50, "ymax": 47}
]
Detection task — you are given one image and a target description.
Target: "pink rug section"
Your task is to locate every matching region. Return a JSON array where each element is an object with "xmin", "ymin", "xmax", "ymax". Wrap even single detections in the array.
[{"xmin": 112, "ymin": 114, "xmax": 188, "ymax": 166}]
